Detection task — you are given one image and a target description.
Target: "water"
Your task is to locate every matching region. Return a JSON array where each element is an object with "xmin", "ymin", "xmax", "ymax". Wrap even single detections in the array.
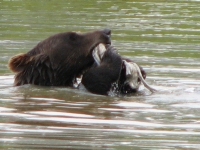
[{"xmin": 1, "ymin": 0, "xmax": 200, "ymax": 149}]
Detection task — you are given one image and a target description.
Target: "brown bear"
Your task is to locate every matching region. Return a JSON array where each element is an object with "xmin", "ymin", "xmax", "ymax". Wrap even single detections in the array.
[{"xmin": 8, "ymin": 29, "xmax": 111, "ymax": 86}]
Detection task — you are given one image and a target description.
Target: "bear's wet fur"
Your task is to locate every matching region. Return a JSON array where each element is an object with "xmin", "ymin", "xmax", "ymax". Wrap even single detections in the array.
[
  {"xmin": 81, "ymin": 46, "xmax": 122, "ymax": 95},
  {"xmin": 81, "ymin": 46, "xmax": 146, "ymax": 95},
  {"xmin": 8, "ymin": 29, "xmax": 111, "ymax": 86}
]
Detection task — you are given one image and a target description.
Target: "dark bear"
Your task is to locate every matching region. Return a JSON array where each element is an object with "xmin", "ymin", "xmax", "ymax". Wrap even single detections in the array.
[
  {"xmin": 81, "ymin": 45, "xmax": 122, "ymax": 95},
  {"xmin": 8, "ymin": 29, "xmax": 111, "ymax": 86},
  {"xmin": 81, "ymin": 44, "xmax": 147, "ymax": 95}
]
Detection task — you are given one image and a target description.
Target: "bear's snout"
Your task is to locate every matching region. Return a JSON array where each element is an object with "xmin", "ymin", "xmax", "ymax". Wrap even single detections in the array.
[
  {"xmin": 103, "ymin": 29, "xmax": 111, "ymax": 44},
  {"xmin": 101, "ymin": 29, "xmax": 111, "ymax": 45},
  {"xmin": 103, "ymin": 29, "xmax": 111, "ymax": 37}
]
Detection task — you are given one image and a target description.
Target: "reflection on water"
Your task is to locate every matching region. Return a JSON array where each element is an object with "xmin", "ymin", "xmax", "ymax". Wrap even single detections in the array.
[{"xmin": 1, "ymin": 0, "xmax": 200, "ymax": 149}]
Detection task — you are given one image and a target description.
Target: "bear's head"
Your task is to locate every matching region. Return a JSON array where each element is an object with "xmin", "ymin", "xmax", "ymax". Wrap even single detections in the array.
[{"xmin": 119, "ymin": 59, "xmax": 146, "ymax": 94}]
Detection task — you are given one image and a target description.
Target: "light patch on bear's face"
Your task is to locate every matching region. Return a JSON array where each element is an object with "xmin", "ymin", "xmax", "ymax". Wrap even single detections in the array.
[
  {"xmin": 124, "ymin": 60, "xmax": 157, "ymax": 93},
  {"xmin": 92, "ymin": 43, "xmax": 107, "ymax": 66},
  {"xmin": 123, "ymin": 60, "xmax": 141, "ymax": 90}
]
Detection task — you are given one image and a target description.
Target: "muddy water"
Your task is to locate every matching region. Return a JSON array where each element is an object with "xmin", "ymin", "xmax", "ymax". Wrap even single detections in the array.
[{"xmin": 1, "ymin": 0, "xmax": 200, "ymax": 149}]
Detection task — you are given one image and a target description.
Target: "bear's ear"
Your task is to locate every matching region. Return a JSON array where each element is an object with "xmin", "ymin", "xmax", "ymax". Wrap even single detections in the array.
[
  {"xmin": 8, "ymin": 53, "xmax": 30, "ymax": 72},
  {"xmin": 69, "ymin": 32, "xmax": 78, "ymax": 41}
]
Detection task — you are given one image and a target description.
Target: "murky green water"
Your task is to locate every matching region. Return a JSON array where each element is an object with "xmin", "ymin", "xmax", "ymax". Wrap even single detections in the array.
[{"xmin": 1, "ymin": 0, "xmax": 200, "ymax": 149}]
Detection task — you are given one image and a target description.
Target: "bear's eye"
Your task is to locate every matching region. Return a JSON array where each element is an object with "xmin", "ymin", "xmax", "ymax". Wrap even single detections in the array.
[{"xmin": 69, "ymin": 32, "xmax": 78, "ymax": 41}]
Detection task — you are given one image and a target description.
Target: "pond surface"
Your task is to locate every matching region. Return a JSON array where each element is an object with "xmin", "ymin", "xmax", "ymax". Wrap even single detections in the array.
[{"xmin": 1, "ymin": 0, "xmax": 200, "ymax": 149}]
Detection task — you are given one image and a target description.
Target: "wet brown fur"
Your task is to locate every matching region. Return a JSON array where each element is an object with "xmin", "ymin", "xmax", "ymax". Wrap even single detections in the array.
[{"xmin": 8, "ymin": 29, "xmax": 111, "ymax": 86}]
